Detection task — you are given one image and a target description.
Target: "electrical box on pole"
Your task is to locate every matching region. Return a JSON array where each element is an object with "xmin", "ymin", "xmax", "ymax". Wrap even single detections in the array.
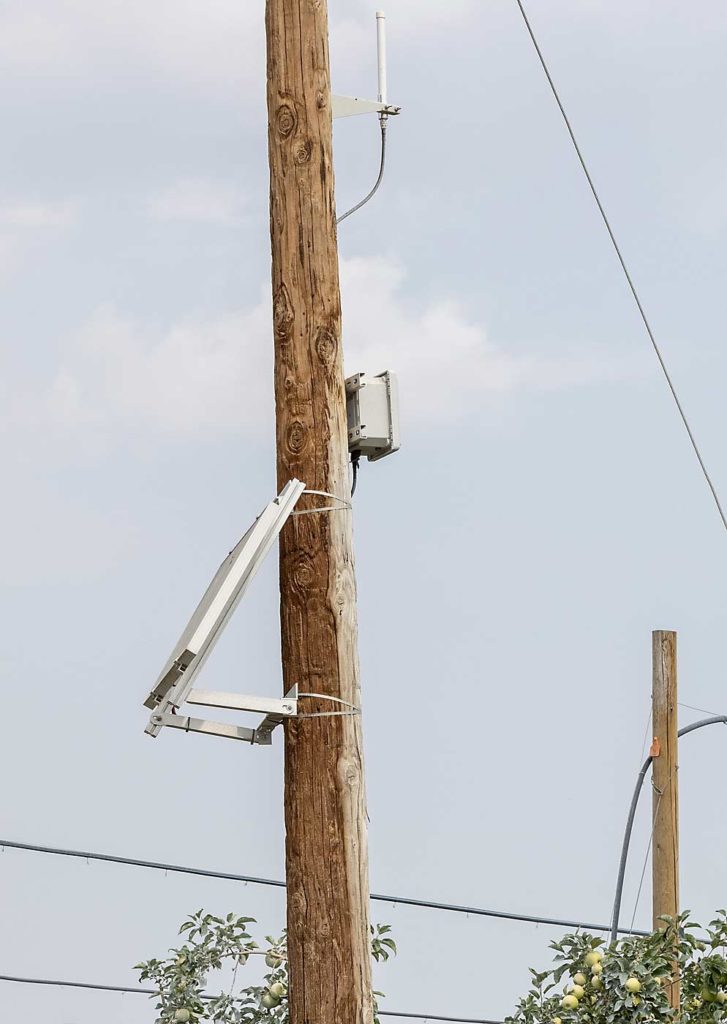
[{"xmin": 346, "ymin": 371, "xmax": 400, "ymax": 462}]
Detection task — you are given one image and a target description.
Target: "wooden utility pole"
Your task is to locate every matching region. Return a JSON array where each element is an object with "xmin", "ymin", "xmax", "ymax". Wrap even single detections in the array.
[
  {"xmin": 652, "ymin": 629, "xmax": 679, "ymax": 1009},
  {"xmin": 265, "ymin": 4, "xmax": 373, "ymax": 1024}
]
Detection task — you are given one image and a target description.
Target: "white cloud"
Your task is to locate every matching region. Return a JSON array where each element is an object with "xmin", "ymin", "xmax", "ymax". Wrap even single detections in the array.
[
  {"xmin": 341, "ymin": 257, "xmax": 526, "ymax": 421},
  {"xmin": 329, "ymin": 1, "xmax": 478, "ymax": 87},
  {"xmin": 47, "ymin": 299, "xmax": 274, "ymax": 444},
  {"xmin": 0, "ymin": 0, "xmax": 264, "ymax": 89},
  {"xmin": 0, "ymin": 200, "xmax": 78, "ymax": 282},
  {"xmin": 0, "ymin": 201, "xmax": 77, "ymax": 228},
  {"xmin": 148, "ymin": 179, "xmax": 246, "ymax": 225},
  {"xmin": 0, "ymin": 9, "xmax": 69, "ymax": 69},
  {"xmin": 0, "ymin": 0, "xmax": 477, "ymax": 90},
  {"xmin": 22, "ymin": 255, "xmax": 625, "ymax": 453},
  {"xmin": 340, "ymin": 256, "xmax": 624, "ymax": 421}
]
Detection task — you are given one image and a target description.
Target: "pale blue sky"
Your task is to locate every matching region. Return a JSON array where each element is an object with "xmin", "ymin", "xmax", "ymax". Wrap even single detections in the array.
[{"xmin": 2, "ymin": 1, "xmax": 727, "ymax": 1022}]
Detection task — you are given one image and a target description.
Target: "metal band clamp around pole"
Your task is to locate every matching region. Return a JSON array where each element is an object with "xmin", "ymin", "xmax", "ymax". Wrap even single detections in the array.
[{"xmin": 292, "ymin": 489, "xmax": 353, "ymax": 517}]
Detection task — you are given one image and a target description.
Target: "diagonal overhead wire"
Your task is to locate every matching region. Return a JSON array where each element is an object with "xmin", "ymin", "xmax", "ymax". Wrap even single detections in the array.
[
  {"xmin": 513, "ymin": 0, "xmax": 727, "ymax": 535},
  {"xmin": 0, "ymin": 837, "xmax": 647, "ymax": 935}
]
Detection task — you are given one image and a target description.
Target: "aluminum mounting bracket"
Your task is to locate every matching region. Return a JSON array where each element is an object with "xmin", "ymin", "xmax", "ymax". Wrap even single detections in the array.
[
  {"xmin": 186, "ymin": 689, "xmax": 297, "ymax": 718},
  {"xmin": 255, "ymin": 687, "xmax": 299, "ymax": 746},
  {"xmin": 332, "ymin": 95, "xmax": 400, "ymax": 119},
  {"xmin": 148, "ymin": 686, "xmax": 299, "ymax": 746},
  {"xmin": 149, "ymin": 712, "xmax": 261, "ymax": 745}
]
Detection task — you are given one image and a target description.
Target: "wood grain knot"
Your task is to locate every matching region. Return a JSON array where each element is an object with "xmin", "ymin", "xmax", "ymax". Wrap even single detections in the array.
[
  {"xmin": 288, "ymin": 886, "xmax": 307, "ymax": 918},
  {"xmin": 286, "ymin": 419, "xmax": 308, "ymax": 456},
  {"xmin": 315, "ymin": 326, "xmax": 337, "ymax": 367},
  {"xmin": 294, "ymin": 139, "xmax": 312, "ymax": 165},
  {"xmin": 315, "ymin": 90, "xmax": 327, "ymax": 110},
  {"xmin": 273, "ymin": 285, "xmax": 294, "ymax": 342},
  {"xmin": 338, "ymin": 757, "xmax": 362, "ymax": 791},
  {"xmin": 276, "ymin": 104, "xmax": 297, "ymax": 139},
  {"xmin": 291, "ymin": 553, "xmax": 315, "ymax": 592}
]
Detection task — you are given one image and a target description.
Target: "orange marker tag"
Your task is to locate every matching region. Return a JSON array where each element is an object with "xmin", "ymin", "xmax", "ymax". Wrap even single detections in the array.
[{"xmin": 649, "ymin": 737, "xmax": 661, "ymax": 757}]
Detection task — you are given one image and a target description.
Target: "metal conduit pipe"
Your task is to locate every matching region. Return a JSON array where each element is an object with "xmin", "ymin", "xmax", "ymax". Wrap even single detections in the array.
[{"xmin": 610, "ymin": 716, "xmax": 727, "ymax": 944}]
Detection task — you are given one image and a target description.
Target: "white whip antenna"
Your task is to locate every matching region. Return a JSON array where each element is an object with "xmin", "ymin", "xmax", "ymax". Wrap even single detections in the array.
[
  {"xmin": 376, "ymin": 11, "xmax": 388, "ymax": 105},
  {"xmin": 332, "ymin": 11, "xmax": 401, "ymax": 224},
  {"xmin": 331, "ymin": 11, "xmax": 400, "ymax": 120}
]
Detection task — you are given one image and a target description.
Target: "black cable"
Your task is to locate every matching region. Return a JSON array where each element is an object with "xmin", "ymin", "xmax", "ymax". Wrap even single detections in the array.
[
  {"xmin": 382, "ymin": 1016, "xmax": 501, "ymax": 1024},
  {"xmin": 0, "ymin": 839, "xmax": 285, "ymax": 890},
  {"xmin": 351, "ymin": 452, "xmax": 361, "ymax": 496},
  {"xmin": 513, "ymin": 0, "xmax": 727, "ymax": 536},
  {"xmin": 609, "ymin": 715, "xmax": 727, "ymax": 943},
  {"xmin": 337, "ymin": 115, "xmax": 388, "ymax": 225},
  {"xmin": 0, "ymin": 974, "xmax": 153, "ymax": 995},
  {"xmin": 0, "ymin": 973, "xmax": 502, "ymax": 1022},
  {"xmin": 0, "ymin": 837, "xmax": 643, "ymax": 935}
]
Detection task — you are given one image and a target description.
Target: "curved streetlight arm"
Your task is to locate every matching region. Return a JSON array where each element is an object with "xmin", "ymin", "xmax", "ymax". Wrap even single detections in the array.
[{"xmin": 610, "ymin": 716, "xmax": 727, "ymax": 945}]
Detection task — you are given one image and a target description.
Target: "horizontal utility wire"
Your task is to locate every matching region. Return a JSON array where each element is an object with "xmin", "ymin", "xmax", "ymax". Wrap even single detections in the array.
[
  {"xmin": 0, "ymin": 973, "xmax": 501, "ymax": 1024},
  {"xmin": 514, "ymin": 0, "xmax": 727, "ymax": 535},
  {"xmin": 0, "ymin": 838, "xmax": 647, "ymax": 936}
]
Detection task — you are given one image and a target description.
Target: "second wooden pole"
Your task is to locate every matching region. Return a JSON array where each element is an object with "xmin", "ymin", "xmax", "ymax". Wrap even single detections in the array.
[{"xmin": 652, "ymin": 629, "xmax": 679, "ymax": 1008}]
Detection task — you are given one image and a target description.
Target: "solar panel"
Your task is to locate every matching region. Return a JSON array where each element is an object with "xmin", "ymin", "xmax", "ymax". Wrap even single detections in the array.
[{"xmin": 143, "ymin": 479, "xmax": 305, "ymax": 738}]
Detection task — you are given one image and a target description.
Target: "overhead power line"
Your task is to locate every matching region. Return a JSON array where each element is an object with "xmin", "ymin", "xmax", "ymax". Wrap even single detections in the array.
[
  {"xmin": 513, "ymin": 0, "xmax": 727, "ymax": 536},
  {"xmin": 0, "ymin": 838, "xmax": 647, "ymax": 936},
  {"xmin": 0, "ymin": 973, "xmax": 501, "ymax": 1024}
]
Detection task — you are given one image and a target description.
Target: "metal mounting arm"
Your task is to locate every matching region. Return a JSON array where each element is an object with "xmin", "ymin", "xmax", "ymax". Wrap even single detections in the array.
[
  {"xmin": 148, "ymin": 688, "xmax": 299, "ymax": 746},
  {"xmin": 332, "ymin": 96, "xmax": 400, "ymax": 119},
  {"xmin": 150, "ymin": 712, "xmax": 259, "ymax": 744}
]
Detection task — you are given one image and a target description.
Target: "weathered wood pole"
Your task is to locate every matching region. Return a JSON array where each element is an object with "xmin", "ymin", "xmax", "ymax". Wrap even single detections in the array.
[
  {"xmin": 265, "ymin": 3, "xmax": 373, "ymax": 1024},
  {"xmin": 652, "ymin": 629, "xmax": 679, "ymax": 1009}
]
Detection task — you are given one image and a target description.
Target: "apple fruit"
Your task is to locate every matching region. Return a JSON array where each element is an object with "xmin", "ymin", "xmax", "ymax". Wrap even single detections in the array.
[
  {"xmin": 561, "ymin": 995, "xmax": 579, "ymax": 1010},
  {"xmin": 624, "ymin": 978, "xmax": 641, "ymax": 994},
  {"xmin": 573, "ymin": 974, "xmax": 587, "ymax": 987},
  {"xmin": 584, "ymin": 951, "xmax": 603, "ymax": 968}
]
